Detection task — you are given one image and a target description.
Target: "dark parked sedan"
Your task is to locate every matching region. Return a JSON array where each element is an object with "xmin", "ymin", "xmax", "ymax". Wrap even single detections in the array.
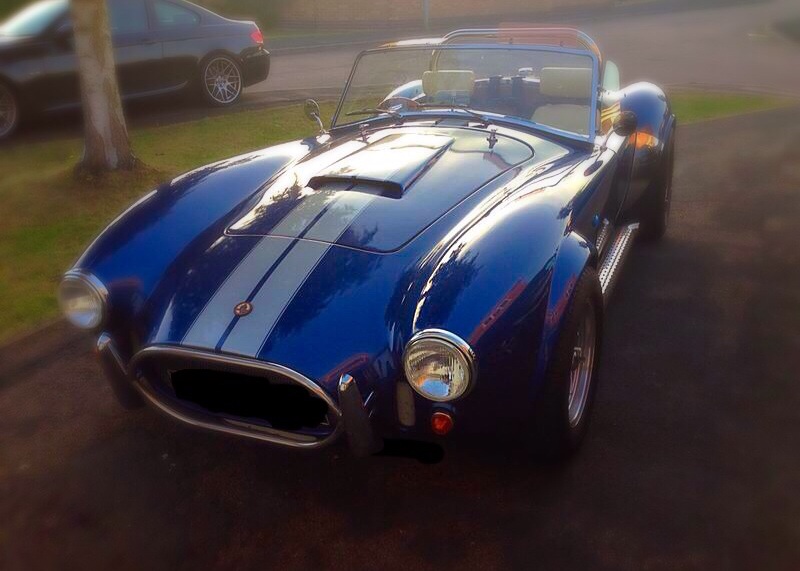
[{"xmin": 0, "ymin": 0, "xmax": 270, "ymax": 139}]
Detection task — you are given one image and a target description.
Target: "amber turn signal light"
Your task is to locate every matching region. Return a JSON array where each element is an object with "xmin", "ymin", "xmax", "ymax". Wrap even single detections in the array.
[{"xmin": 431, "ymin": 411, "xmax": 454, "ymax": 436}]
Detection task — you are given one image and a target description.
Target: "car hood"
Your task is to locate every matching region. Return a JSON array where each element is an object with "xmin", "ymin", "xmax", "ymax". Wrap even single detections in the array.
[
  {"xmin": 227, "ymin": 126, "xmax": 548, "ymax": 253},
  {"xmin": 88, "ymin": 125, "xmax": 577, "ymax": 394}
]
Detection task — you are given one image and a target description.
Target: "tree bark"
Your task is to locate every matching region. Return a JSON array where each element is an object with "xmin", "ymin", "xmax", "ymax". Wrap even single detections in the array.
[{"xmin": 69, "ymin": 0, "xmax": 136, "ymax": 172}]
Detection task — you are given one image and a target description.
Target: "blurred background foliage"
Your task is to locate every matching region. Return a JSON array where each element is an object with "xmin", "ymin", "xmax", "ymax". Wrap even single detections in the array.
[
  {"xmin": 1, "ymin": 0, "xmax": 29, "ymax": 19},
  {"xmin": 194, "ymin": 0, "xmax": 287, "ymax": 28}
]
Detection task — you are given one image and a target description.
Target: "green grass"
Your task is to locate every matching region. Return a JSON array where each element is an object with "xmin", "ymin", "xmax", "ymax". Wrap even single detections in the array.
[
  {"xmin": 0, "ymin": 102, "xmax": 335, "ymax": 342},
  {"xmin": 0, "ymin": 91, "xmax": 792, "ymax": 342},
  {"xmin": 669, "ymin": 90, "xmax": 791, "ymax": 123}
]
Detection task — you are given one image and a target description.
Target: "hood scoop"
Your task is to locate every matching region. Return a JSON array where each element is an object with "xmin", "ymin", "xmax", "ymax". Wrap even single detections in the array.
[
  {"xmin": 307, "ymin": 133, "xmax": 453, "ymax": 199},
  {"xmin": 307, "ymin": 175, "xmax": 405, "ymax": 199},
  {"xmin": 229, "ymin": 127, "xmax": 541, "ymax": 252}
]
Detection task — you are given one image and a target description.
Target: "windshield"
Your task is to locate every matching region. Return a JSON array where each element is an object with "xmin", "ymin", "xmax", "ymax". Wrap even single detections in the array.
[
  {"xmin": 0, "ymin": 0, "xmax": 67, "ymax": 38},
  {"xmin": 335, "ymin": 45, "xmax": 598, "ymax": 138}
]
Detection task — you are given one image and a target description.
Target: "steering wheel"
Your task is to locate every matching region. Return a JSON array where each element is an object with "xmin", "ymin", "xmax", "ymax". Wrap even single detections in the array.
[{"xmin": 378, "ymin": 97, "xmax": 422, "ymax": 112}]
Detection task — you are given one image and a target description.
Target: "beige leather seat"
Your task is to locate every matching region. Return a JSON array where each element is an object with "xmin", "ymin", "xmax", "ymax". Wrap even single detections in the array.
[
  {"xmin": 422, "ymin": 70, "xmax": 476, "ymax": 104},
  {"xmin": 532, "ymin": 67, "xmax": 593, "ymax": 135}
]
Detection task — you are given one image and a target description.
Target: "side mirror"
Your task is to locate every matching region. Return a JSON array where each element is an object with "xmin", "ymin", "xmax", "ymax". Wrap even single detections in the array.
[
  {"xmin": 304, "ymin": 99, "xmax": 326, "ymax": 136},
  {"xmin": 613, "ymin": 110, "xmax": 638, "ymax": 137}
]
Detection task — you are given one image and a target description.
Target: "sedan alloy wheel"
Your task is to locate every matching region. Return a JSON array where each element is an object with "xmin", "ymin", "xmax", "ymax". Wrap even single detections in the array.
[
  {"xmin": 0, "ymin": 83, "xmax": 19, "ymax": 139},
  {"xmin": 203, "ymin": 57, "xmax": 243, "ymax": 106}
]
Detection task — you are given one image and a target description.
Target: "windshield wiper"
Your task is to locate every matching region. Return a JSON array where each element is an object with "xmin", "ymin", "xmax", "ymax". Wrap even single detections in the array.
[
  {"xmin": 345, "ymin": 108, "xmax": 403, "ymax": 120},
  {"xmin": 414, "ymin": 103, "xmax": 491, "ymax": 126},
  {"xmin": 345, "ymin": 104, "xmax": 491, "ymax": 127}
]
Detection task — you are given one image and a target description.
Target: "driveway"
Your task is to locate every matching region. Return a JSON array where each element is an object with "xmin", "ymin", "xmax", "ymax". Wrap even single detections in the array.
[{"xmin": 2, "ymin": 105, "xmax": 799, "ymax": 571}]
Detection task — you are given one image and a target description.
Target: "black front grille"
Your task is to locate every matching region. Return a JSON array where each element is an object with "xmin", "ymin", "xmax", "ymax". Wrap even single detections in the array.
[
  {"xmin": 169, "ymin": 369, "xmax": 329, "ymax": 430},
  {"xmin": 129, "ymin": 347, "xmax": 341, "ymax": 447}
]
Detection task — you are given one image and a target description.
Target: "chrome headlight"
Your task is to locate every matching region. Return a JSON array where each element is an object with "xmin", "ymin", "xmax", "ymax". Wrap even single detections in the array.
[
  {"xmin": 58, "ymin": 271, "xmax": 107, "ymax": 330},
  {"xmin": 402, "ymin": 329, "xmax": 475, "ymax": 402}
]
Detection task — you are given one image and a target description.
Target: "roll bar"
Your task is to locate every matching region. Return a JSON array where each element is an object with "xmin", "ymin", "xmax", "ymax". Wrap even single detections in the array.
[{"xmin": 441, "ymin": 27, "xmax": 603, "ymax": 65}]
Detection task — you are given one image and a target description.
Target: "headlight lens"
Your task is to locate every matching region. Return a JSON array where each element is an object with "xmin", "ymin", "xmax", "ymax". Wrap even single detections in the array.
[
  {"xmin": 403, "ymin": 330, "xmax": 475, "ymax": 402},
  {"xmin": 58, "ymin": 272, "xmax": 106, "ymax": 330}
]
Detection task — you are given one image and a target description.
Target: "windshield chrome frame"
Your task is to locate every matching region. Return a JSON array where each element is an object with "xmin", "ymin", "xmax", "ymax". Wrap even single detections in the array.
[{"xmin": 331, "ymin": 43, "xmax": 601, "ymax": 144}]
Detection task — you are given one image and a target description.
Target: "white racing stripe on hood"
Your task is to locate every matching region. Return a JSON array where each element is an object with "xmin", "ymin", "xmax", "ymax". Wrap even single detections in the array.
[
  {"xmin": 181, "ymin": 237, "xmax": 290, "ymax": 349},
  {"xmin": 180, "ymin": 193, "xmax": 336, "ymax": 349},
  {"xmin": 220, "ymin": 192, "xmax": 377, "ymax": 358}
]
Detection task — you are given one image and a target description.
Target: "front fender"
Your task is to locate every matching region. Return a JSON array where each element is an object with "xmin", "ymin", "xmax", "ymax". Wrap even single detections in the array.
[
  {"xmin": 398, "ymin": 182, "xmax": 578, "ymax": 433},
  {"xmin": 534, "ymin": 231, "xmax": 595, "ymax": 387},
  {"xmin": 71, "ymin": 139, "xmax": 313, "ymax": 359}
]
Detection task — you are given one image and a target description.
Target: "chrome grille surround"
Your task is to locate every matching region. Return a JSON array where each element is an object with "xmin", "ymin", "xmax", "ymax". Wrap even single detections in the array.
[{"xmin": 128, "ymin": 345, "xmax": 343, "ymax": 449}]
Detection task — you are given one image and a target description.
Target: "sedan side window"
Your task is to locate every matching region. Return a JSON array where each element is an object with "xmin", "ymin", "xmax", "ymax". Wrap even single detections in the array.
[
  {"xmin": 108, "ymin": 0, "xmax": 149, "ymax": 35},
  {"xmin": 154, "ymin": 1, "xmax": 201, "ymax": 28}
]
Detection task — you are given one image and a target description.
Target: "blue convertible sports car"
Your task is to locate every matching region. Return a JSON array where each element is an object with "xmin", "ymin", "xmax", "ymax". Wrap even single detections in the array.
[{"xmin": 59, "ymin": 28, "xmax": 675, "ymax": 459}]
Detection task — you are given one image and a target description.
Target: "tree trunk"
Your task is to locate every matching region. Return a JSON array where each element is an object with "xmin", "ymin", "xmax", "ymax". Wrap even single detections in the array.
[{"xmin": 69, "ymin": 0, "xmax": 136, "ymax": 172}]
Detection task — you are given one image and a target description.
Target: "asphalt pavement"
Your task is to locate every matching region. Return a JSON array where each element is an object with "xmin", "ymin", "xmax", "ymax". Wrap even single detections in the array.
[
  {"xmin": 3, "ymin": 0, "xmax": 800, "ymax": 568},
  {"xmin": 257, "ymin": 0, "xmax": 800, "ymax": 98},
  {"xmin": 1, "ymin": 104, "xmax": 799, "ymax": 571}
]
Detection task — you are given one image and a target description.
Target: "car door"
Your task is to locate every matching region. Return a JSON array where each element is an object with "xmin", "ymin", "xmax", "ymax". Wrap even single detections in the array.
[
  {"xmin": 106, "ymin": 0, "xmax": 163, "ymax": 97},
  {"xmin": 35, "ymin": 0, "xmax": 161, "ymax": 110},
  {"xmin": 147, "ymin": 0, "xmax": 205, "ymax": 91}
]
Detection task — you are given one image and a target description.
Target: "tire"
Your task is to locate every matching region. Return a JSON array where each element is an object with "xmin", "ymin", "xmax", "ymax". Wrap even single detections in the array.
[
  {"xmin": 531, "ymin": 268, "xmax": 603, "ymax": 459},
  {"xmin": 639, "ymin": 130, "xmax": 676, "ymax": 242},
  {"xmin": 0, "ymin": 81, "xmax": 20, "ymax": 141},
  {"xmin": 200, "ymin": 55, "xmax": 243, "ymax": 107}
]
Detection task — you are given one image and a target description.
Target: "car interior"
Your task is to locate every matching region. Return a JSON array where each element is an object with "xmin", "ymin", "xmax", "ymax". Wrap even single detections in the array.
[{"xmin": 419, "ymin": 66, "xmax": 595, "ymax": 135}]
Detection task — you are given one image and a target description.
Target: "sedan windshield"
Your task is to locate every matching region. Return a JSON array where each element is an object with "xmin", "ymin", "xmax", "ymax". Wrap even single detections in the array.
[
  {"xmin": 336, "ymin": 45, "xmax": 597, "ymax": 138},
  {"xmin": 0, "ymin": 0, "xmax": 67, "ymax": 38}
]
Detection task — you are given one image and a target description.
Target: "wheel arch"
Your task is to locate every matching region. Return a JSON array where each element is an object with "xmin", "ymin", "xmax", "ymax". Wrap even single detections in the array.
[
  {"xmin": 616, "ymin": 82, "xmax": 677, "ymax": 223},
  {"xmin": 533, "ymin": 230, "xmax": 599, "ymax": 389},
  {"xmin": 0, "ymin": 74, "xmax": 22, "ymax": 104},
  {"xmin": 198, "ymin": 49, "xmax": 244, "ymax": 72}
]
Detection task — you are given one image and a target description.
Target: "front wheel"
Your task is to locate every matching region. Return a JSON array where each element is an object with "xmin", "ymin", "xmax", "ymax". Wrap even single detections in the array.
[
  {"xmin": 531, "ymin": 268, "xmax": 603, "ymax": 459},
  {"xmin": 0, "ymin": 82, "xmax": 20, "ymax": 141},
  {"xmin": 201, "ymin": 56, "xmax": 243, "ymax": 107}
]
